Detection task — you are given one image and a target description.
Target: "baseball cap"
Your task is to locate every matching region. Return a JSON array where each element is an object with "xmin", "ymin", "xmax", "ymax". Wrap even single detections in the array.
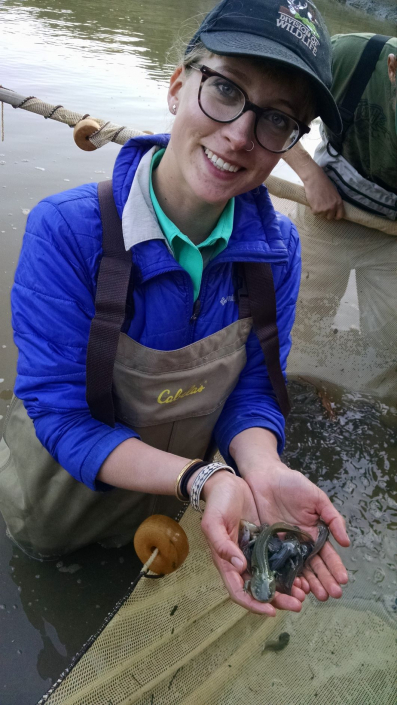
[{"xmin": 187, "ymin": 0, "xmax": 342, "ymax": 134}]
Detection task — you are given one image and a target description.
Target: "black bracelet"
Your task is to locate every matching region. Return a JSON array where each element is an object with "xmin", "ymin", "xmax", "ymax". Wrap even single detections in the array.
[{"xmin": 179, "ymin": 461, "xmax": 207, "ymax": 501}]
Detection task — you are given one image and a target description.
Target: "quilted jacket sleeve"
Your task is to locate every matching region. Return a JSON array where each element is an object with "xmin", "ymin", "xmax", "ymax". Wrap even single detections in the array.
[
  {"xmin": 213, "ymin": 216, "xmax": 301, "ymax": 462},
  {"xmin": 12, "ymin": 193, "xmax": 139, "ymax": 491}
]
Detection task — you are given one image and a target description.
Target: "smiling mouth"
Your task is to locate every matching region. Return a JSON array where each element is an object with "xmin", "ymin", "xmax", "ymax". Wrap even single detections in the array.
[{"xmin": 203, "ymin": 147, "xmax": 241, "ymax": 173}]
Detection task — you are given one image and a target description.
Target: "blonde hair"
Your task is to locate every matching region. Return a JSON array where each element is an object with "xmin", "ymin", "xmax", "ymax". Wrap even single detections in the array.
[{"xmin": 169, "ymin": 39, "xmax": 213, "ymax": 72}]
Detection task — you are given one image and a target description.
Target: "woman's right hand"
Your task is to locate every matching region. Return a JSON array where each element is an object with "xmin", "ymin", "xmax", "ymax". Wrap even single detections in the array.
[{"xmin": 198, "ymin": 472, "xmax": 306, "ymax": 616}]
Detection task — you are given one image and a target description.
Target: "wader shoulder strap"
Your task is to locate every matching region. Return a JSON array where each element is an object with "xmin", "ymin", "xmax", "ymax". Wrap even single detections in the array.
[
  {"xmin": 86, "ymin": 180, "xmax": 132, "ymax": 427},
  {"xmin": 329, "ymin": 34, "xmax": 391, "ymax": 154},
  {"xmin": 87, "ymin": 185, "xmax": 289, "ymax": 424},
  {"xmin": 238, "ymin": 262, "xmax": 290, "ymax": 419}
]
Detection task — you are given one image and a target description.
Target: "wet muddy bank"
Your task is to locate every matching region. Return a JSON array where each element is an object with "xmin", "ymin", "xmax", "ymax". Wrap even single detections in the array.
[{"xmin": 335, "ymin": 0, "xmax": 397, "ymax": 22}]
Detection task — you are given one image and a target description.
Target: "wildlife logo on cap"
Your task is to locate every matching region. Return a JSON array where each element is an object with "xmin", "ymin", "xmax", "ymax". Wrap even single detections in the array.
[
  {"xmin": 277, "ymin": 1, "xmax": 320, "ymax": 54},
  {"xmin": 187, "ymin": 0, "xmax": 342, "ymax": 133}
]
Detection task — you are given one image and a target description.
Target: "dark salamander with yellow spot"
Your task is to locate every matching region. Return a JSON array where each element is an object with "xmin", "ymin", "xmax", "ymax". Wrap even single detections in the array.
[{"xmin": 239, "ymin": 520, "xmax": 329, "ymax": 603}]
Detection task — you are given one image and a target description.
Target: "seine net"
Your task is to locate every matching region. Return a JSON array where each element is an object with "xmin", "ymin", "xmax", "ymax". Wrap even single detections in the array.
[
  {"xmin": 39, "ymin": 507, "xmax": 396, "ymax": 705},
  {"xmin": 38, "ymin": 180, "xmax": 397, "ymax": 705}
]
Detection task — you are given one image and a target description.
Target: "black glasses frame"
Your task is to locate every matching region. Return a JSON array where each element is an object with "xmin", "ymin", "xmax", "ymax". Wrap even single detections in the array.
[{"xmin": 190, "ymin": 64, "xmax": 310, "ymax": 153}]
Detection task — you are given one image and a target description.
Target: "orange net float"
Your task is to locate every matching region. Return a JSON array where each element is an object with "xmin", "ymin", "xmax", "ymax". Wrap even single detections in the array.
[
  {"xmin": 133, "ymin": 514, "xmax": 189, "ymax": 575},
  {"xmin": 73, "ymin": 117, "xmax": 101, "ymax": 151}
]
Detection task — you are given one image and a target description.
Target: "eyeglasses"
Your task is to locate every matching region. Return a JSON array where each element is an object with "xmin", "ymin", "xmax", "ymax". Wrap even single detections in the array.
[{"xmin": 190, "ymin": 65, "xmax": 310, "ymax": 154}]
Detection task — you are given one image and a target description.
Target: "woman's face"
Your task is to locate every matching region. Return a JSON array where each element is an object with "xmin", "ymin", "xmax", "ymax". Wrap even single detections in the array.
[{"xmin": 166, "ymin": 54, "xmax": 311, "ymax": 208}]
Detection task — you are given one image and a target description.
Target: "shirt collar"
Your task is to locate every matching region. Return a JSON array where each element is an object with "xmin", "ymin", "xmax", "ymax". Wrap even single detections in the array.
[
  {"xmin": 149, "ymin": 148, "xmax": 234, "ymax": 252},
  {"xmin": 122, "ymin": 145, "xmax": 235, "ymax": 254},
  {"xmin": 121, "ymin": 146, "xmax": 166, "ymax": 252}
]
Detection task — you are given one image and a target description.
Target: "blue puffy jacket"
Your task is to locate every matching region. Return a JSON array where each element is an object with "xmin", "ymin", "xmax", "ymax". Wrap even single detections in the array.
[{"xmin": 12, "ymin": 134, "xmax": 301, "ymax": 490}]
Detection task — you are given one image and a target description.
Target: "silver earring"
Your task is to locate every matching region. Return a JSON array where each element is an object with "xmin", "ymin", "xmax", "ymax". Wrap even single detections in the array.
[
  {"xmin": 245, "ymin": 141, "xmax": 255, "ymax": 152},
  {"xmin": 172, "ymin": 104, "xmax": 177, "ymax": 114}
]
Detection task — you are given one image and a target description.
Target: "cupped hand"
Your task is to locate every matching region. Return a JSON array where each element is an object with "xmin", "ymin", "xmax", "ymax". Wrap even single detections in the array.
[
  {"xmin": 243, "ymin": 462, "xmax": 350, "ymax": 602},
  {"xmin": 200, "ymin": 472, "xmax": 306, "ymax": 616},
  {"xmin": 304, "ymin": 171, "xmax": 345, "ymax": 220}
]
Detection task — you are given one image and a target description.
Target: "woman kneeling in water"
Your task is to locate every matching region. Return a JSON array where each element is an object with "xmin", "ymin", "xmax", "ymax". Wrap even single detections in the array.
[{"xmin": 1, "ymin": 0, "xmax": 349, "ymax": 615}]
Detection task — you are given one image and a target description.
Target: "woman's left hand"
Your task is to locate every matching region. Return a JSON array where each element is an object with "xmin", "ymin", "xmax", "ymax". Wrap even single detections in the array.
[
  {"xmin": 200, "ymin": 471, "xmax": 307, "ymax": 615},
  {"xmin": 242, "ymin": 461, "xmax": 350, "ymax": 601}
]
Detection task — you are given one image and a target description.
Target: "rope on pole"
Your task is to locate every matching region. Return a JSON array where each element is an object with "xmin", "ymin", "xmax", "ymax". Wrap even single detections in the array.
[
  {"xmin": 264, "ymin": 175, "xmax": 397, "ymax": 237},
  {"xmin": 0, "ymin": 86, "xmax": 145, "ymax": 148},
  {"xmin": 1, "ymin": 85, "xmax": 396, "ymax": 236}
]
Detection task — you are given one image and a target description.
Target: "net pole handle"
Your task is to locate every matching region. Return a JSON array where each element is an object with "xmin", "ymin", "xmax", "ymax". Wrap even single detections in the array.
[{"xmin": 265, "ymin": 175, "xmax": 397, "ymax": 237}]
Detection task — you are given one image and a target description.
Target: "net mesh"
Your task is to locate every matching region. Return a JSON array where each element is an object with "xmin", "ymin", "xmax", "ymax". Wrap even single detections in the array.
[
  {"xmin": 39, "ymin": 182, "xmax": 397, "ymax": 705},
  {"xmin": 40, "ymin": 507, "xmax": 396, "ymax": 705}
]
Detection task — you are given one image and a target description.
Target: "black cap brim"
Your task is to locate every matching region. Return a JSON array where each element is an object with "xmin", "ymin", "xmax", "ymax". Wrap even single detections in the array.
[{"xmin": 200, "ymin": 31, "xmax": 342, "ymax": 135}]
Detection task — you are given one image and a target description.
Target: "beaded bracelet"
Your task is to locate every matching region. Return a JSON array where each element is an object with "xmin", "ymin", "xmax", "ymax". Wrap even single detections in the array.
[
  {"xmin": 175, "ymin": 459, "xmax": 203, "ymax": 502},
  {"xmin": 190, "ymin": 461, "xmax": 236, "ymax": 513}
]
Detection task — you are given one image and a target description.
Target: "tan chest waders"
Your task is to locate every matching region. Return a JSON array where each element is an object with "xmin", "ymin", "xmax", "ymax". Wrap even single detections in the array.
[{"xmin": 0, "ymin": 180, "xmax": 288, "ymax": 559}]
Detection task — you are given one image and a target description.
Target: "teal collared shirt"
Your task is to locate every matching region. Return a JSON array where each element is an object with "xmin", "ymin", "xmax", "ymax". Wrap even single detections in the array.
[{"xmin": 149, "ymin": 148, "xmax": 234, "ymax": 301}]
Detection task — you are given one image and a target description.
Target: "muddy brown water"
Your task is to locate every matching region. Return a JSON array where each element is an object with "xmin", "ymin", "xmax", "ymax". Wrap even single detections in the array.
[{"xmin": 1, "ymin": 1, "xmax": 396, "ymax": 703}]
